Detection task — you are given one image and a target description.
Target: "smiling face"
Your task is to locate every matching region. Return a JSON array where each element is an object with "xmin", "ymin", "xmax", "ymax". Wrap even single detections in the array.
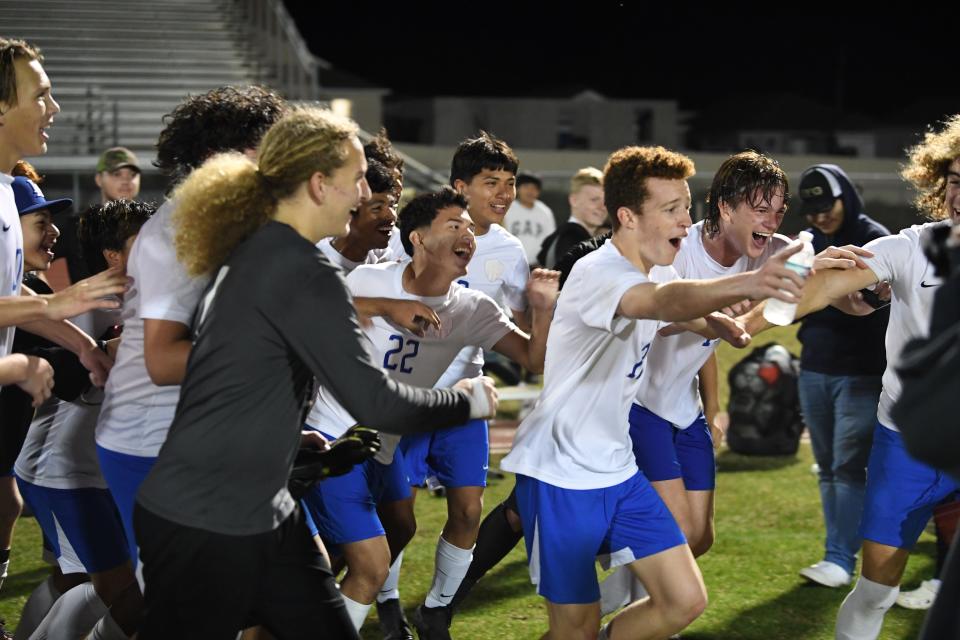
[
  {"xmin": 617, "ymin": 177, "xmax": 692, "ymax": 272},
  {"xmin": 322, "ymin": 137, "xmax": 370, "ymax": 237},
  {"xmin": 945, "ymin": 157, "xmax": 960, "ymax": 223},
  {"xmin": 570, "ymin": 184, "xmax": 607, "ymax": 232},
  {"xmin": 20, "ymin": 208, "xmax": 59, "ymax": 271},
  {"xmin": 0, "ymin": 58, "xmax": 59, "ymax": 172},
  {"xmin": 414, "ymin": 205, "xmax": 476, "ymax": 279},
  {"xmin": 718, "ymin": 187, "xmax": 787, "ymax": 260},
  {"xmin": 349, "ymin": 191, "xmax": 397, "ymax": 252},
  {"xmin": 455, "ymin": 169, "xmax": 516, "ymax": 233},
  {"xmin": 806, "ymin": 198, "xmax": 845, "ymax": 235}
]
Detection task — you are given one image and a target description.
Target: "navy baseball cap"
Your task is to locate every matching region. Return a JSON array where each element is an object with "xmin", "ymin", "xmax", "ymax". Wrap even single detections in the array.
[{"xmin": 11, "ymin": 176, "xmax": 72, "ymax": 216}]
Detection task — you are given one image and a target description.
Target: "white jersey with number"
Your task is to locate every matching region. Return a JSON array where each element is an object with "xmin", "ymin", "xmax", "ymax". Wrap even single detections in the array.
[
  {"xmin": 0, "ymin": 173, "xmax": 24, "ymax": 358},
  {"xmin": 860, "ymin": 223, "xmax": 941, "ymax": 432},
  {"xmin": 316, "ymin": 237, "xmax": 390, "ymax": 274},
  {"xmin": 434, "ymin": 223, "xmax": 528, "ymax": 388},
  {"xmin": 306, "ymin": 261, "xmax": 515, "ymax": 460},
  {"xmin": 95, "ymin": 199, "xmax": 210, "ymax": 457},
  {"xmin": 501, "ymin": 240, "xmax": 677, "ymax": 490},
  {"xmin": 637, "ymin": 221, "xmax": 790, "ymax": 427}
]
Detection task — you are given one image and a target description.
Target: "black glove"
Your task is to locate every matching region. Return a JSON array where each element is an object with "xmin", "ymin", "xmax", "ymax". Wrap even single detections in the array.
[{"xmin": 288, "ymin": 426, "xmax": 381, "ymax": 498}]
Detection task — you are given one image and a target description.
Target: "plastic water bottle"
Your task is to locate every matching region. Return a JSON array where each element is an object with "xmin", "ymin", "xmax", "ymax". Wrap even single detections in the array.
[{"xmin": 763, "ymin": 231, "xmax": 815, "ymax": 326}]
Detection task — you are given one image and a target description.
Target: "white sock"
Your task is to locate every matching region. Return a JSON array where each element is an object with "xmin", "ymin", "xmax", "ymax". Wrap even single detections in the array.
[
  {"xmin": 28, "ymin": 582, "xmax": 107, "ymax": 640},
  {"xmin": 89, "ymin": 612, "xmax": 129, "ymax": 640},
  {"xmin": 424, "ymin": 537, "xmax": 473, "ymax": 609},
  {"xmin": 377, "ymin": 551, "xmax": 403, "ymax": 603},
  {"xmin": 836, "ymin": 576, "xmax": 899, "ymax": 640},
  {"xmin": 16, "ymin": 576, "xmax": 62, "ymax": 639},
  {"xmin": 599, "ymin": 566, "xmax": 631, "ymax": 616},
  {"xmin": 340, "ymin": 593, "xmax": 372, "ymax": 631}
]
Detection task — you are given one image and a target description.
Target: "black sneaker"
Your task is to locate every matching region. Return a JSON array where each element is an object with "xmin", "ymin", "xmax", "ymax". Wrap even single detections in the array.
[
  {"xmin": 377, "ymin": 598, "xmax": 414, "ymax": 640},
  {"xmin": 411, "ymin": 604, "xmax": 452, "ymax": 640}
]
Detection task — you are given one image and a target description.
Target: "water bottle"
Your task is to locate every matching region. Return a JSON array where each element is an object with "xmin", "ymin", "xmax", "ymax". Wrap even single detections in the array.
[{"xmin": 763, "ymin": 231, "xmax": 815, "ymax": 326}]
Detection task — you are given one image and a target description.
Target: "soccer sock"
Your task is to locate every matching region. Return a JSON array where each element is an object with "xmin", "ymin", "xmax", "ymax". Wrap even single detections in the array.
[
  {"xmin": 449, "ymin": 502, "xmax": 523, "ymax": 610},
  {"xmin": 836, "ymin": 576, "xmax": 899, "ymax": 640},
  {"xmin": 16, "ymin": 575, "xmax": 62, "ymax": 639},
  {"xmin": 341, "ymin": 593, "xmax": 372, "ymax": 631},
  {"xmin": 29, "ymin": 582, "xmax": 107, "ymax": 640},
  {"xmin": 89, "ymin": 611, "xmax": 129, "ymax": 640},
  {"xmin": 377, "ymin": 551, "xmax": 403, "ymax": 603},
  {"xmin": 424, "ymin": 536, "xmax": 473, "ymax": 609},
  {"xmin": 599, "ymin": 566, "xmax": 632, "ymax": 616},
  {"xmin": 0, "ymin": 547, "xmax": 9, "ymax": 591}
]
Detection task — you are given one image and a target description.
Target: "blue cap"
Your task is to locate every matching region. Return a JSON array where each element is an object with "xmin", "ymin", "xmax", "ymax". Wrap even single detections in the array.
[{"xmin": 11, "ymin": 176, "xmax": 72, "ymax": 216}]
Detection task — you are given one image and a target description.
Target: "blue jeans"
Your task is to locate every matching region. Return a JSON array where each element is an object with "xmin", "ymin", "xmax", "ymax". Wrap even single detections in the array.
[{"xmin": 798, "ymin": 370, "xmax": 881, "ymax": 573}]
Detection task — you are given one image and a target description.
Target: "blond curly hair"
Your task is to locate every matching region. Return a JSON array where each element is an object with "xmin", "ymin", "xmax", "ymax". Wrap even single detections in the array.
[
  {"xmin": 902, "ymin": 114, "xmax": 960, "ymax": 220},
  {"xmin": 173, "ymin": 106, "xmax": 358, "ymax": 276}
]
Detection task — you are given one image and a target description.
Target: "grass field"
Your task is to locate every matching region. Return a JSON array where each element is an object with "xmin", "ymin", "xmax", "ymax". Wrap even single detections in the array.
[{"xmin": 0, "ymin": 327, "xmax": 933, "ymax": 638}]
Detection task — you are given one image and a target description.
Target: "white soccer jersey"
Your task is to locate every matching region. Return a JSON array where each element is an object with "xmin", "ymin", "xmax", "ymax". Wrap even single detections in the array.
[
  {"xmin": 637, "ymin": 221, "xmax": 790, "ymax": 427},
  {"xmin": 434, "ymin": 223, "xmax": 529, "ymax": 388},
  {"xmin": 15, "ymin": 309, "xmax": 119, "ymax": 489},
  {"xmin": 860, "ymin": 223, "xmax": 942, "ymax": 432},
  {"xmin": 0, "ymin": 173, "xmax": 24, "ymax": 358},
  {"xmin": 316, "ymin": 237, "xmax": 390, "ymax": 274},
  {"xmin": 501, "ymin": 240, "xmax": 677, "ymax": 490},
  {"xmin": 95, "ymin": 199, "xmax": 211, "ymax": 456},
  {"xmin": 306, "ymin": 260, "xmax": 515, "ymax": 460}
]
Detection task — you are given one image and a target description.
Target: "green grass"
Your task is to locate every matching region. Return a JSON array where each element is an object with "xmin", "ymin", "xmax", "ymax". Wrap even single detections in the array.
[{"xmin": 1, "ymin": 327, "xmax": 931, "ymax": 638}]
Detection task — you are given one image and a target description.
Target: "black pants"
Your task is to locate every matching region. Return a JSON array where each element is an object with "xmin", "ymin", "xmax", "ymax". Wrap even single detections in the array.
[{"xmin": 134, "ymin": 502, "xmax": 356, "ymax": 640}]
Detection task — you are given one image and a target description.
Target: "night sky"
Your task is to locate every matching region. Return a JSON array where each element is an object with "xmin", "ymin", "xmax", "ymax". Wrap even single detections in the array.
[{"xmin": 283, "ymin": 3, "xmax": 950, "ymax": 122}]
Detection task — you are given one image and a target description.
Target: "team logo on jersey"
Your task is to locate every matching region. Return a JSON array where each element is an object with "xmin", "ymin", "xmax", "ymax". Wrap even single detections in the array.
[{"xmin": 485, "ymin": 259, "xmax": 505, "ymax": 282}]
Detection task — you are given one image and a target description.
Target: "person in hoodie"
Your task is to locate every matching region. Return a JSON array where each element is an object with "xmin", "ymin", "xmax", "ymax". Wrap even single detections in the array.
[{"xmin": 794, "ymin": 164, "xmax": 891, "ymax": 589}]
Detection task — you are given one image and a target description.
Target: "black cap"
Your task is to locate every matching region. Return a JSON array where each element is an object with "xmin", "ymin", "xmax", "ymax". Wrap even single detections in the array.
[{"xmin": 797, "ymin": 168, "xmax": 841, "ymax": 216}]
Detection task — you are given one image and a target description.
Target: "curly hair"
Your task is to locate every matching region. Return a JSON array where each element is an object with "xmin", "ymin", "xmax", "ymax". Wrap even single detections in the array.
[
  {"xmin": 154, "ymin": 86, "xmax": 287, "ymax": 185},
  {"xmin": 366, "ymin": 158, "xmax": 395, "ymax": 195},
  {"xmin": 364, "ymin": 128, "xmax": 404, "ymax": 173},
  {"xmin": 77, "ymin": 200, "xmax": 156, "ymax": 274},
  {"xmin": 603, "ymin": 146, "xmax": 695, "ymax": 231},
  {"xmin": 174, "ymin": 107, "xmax": 358, "ymax": 277},
  {"xmin": 704, "ymin": 151, "xmax": 789, "ymax": 236},
  {"xmin": 0, "ymin": 38, "xmax": 42, "ymax": 109},
  {"xmin": 901, "ymin": 114, "xmax": 960, "ymax": 220}
]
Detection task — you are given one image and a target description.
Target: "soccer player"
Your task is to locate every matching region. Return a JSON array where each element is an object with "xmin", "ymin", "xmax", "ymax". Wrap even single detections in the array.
[
  {"xmin": 735, "ymin": 115, "xmax": 960, "ymax": 640},
  {"xmin": 304, "ymin": 187, "xmax": 558, "ymax": 634},
  {"xmin": 15, "ymin": 198, "xmax": 154, "ymax": 640},
  {"xmin": 500, "ymin": 145, "xmax": 807, "ymax": 640},
  {"xmin": 391, "ymin": 131, "xmax": 531, "ymax": 639},
  {"xmin": 133, "ymin": 106, "xmax": 498, "ymax": 639}
]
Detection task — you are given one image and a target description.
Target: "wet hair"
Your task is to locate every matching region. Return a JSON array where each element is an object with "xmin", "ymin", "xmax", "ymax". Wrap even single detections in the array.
[
  {"xmin": 705, "ymin": 151, "xmax": 789, "ymax": 235},
  {"xmin": 603, "ymin": 146, "xmax": 696, "ymax": 231},
  {"xmin": 11, "ymin": 160, "xmax": 41, "ymax": 183},
  {"xmin": 154, "ymin": 86, "xmax": 287, "ymax": 185},
  {"xmin": 173, "ymin": 107, "xmax": 357, "ymax": 276},
  {"xmin": 0, "ymin": 38, "xmax": 42, "ymax": 109},
  {"xmin": 366, "ymin": 158, "xmax": 395, "ymax": 196},
  {"xmin": 902, "ymin": 114, "xmax": 960, "ymax": 220},
  {"xmin": 364, "ymin": 128, "xmax": 404, "ymax": 174},
  {"xmin": 397, "ymin": 186, "xmax": 469, "ymax": 257},
  {"xmin": 77, "ymin": 200, "xmax": 156, "ymax": 274},
  {"xmin": 450, "ymin": 131, "xmax": 519, "ymax": 186}
]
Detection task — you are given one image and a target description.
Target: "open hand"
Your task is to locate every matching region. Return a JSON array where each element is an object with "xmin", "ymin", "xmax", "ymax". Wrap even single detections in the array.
[{"xmin": 526, "ymin": 268, "xmax": 561, "ymax": 311}]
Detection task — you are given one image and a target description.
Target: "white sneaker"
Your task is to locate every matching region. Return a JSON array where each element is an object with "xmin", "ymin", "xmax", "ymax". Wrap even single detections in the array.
[
  {"xmin": 896, "ymin": 579, "xmax": 940, "ymax": 610},
  {"xmin": 799, "ymin": 560, "xmax": 851, "ymax": 587}
]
